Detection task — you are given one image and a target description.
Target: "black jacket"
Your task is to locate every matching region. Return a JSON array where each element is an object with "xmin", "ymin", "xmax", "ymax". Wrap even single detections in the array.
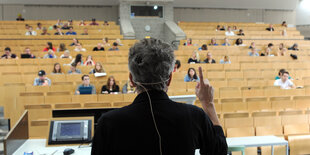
[{"xmin": 91, "ymin": 90, "xmax": 227, "ymax": 155}]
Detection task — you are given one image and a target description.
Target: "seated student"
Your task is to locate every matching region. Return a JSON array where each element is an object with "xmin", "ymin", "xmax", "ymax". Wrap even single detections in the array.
[
  {"xmin": 68, "ymin": 62, "xmax": 82, "ymax": 74},
  {"xmin": 235, "ymin": 38, "xmax": 246, "ymax": 46},
  {"xmin": 1, "ymin": 47, "xmax": 18, "ymax": 59},
  {"xmin": 209, "ymin": 38, "xmax": 218, "ymax": 46},
  {"xmin": 70, "ymin": 38, "xmax": 79, "ymax": 46},
  {"xmin": 288, "ymin": 43, "xmax": 299, "ymax": 51},
  {"xmin": 184, "ymin": 68, "xmax": 200, "ymax": 82},
  {"xmin": 70, "ymin": 54, "xmax": 83, "ymax": 66},
  {"xmin": 79, "ymin": 20, "xmax": 87, "ymax": 26},
  {"xmin": 25, "ymin": 24, "xmax": 30, "ymax": 30},
  {"xmin": 75, "ymin": 75, "xmax": 96, "ymax": 95},
  {"xmin": 102, "ymin": 37, "xmax": 111, "ymax": 47},
  {"xmin": 60, "ymin": 50, "xmax": 72, "ymax": 59},
  {"xmin": 248, "ymin": 48, "xmax": 259, "ymax": 56},
  {"xmin": 81, "ymin": 28, "xmax": 88, "ymax": 35},
  {"xmin": 225, "ymin": 26, "xmax": 235, "ymax": 36},
  {"xmin": 237, "ymin": 29, "xmax": 245, "ymax": 36},
  {"xmin": 282, "ymin": 29, "xmax": 287, "ymax": 36},
  {"xmin": 54, "ymin": 27, "xmax": 64, "ymax": 35},
  {"xmin": 183, "ymin": 38, "xmax": 192, "ymax": 46},
  {"xmin": 249, "ymin": 42, "xmax": 255, "ymax": 49},
  {"xmin": 56, "ymin": 19, "xmax": 63, "ymax": 26},
  {"xmin": 173, "ymin": 60, "xmax": 181, "ymax": 72},
  {"xmin": 61, "ymin": 23, "xmax": 71, "ymax": 30},
  {"xmin": 266, "ymin": 24, "xmax": 275, "ymax": 31},
  {"xmin": 16, "ymin": 14, "xmax": 25, "ymax": 21},
  {"xmin": 188, "ymin": 51, "xmax": 200, "ymax": 64},
  {"xmin": 261, "ymin": 43, "xmax": 274, "ymax": 56},
  {"xmin": 43, "ymin": 50, "xmax": 57, "ymax": 59},
  {"xmin": 90, "ymin": 62, "xmax": 105, "ymax": 74},
  {"xmin": 116, "ymin": 38, "xmax": 124, "ymax": 46},
  {"xmin": 21, "ymin": 47, "xmax": 36, "ymax": 59},
  {"xmin": 68, "ymin": 19, "xmax": 73, "ymax": 27},
  {"xmin": 65, "ymin": 27, "xmax": 77, "ymax": 35},
  {"xmin": 220, "ymin": 25, "xmax": 226, "ymax": 31},
  {"xmin": 89, "ymin": 18, "xmax": 99, "ymax": 26},
  {"xmin": 204, "ymin": 52, "xmax": 216, "ymax": 64},
  {"xmin": 83, "ymin": 55, "xmax": 95, "ymax": 66},
  {"xmin": 282, "ymin": 21, "xmax": 287, "ymax": 27},
  {"xmin": 33, "ymin": 70, "xmax": 51, "ymax": 86},
  {"xmin": 93, "ymin": 43, "xmax": 105, "ymax": 51},
  {"xmin": 37, "ymin": 22, "xmax": 42, "ymax": 30},
  {"xmin": 277, "ymin": 48, "xmax": 287, "ymax": 56},
  {"xmin": 232, "ymin": 26, "xmax": 238, "ymax": 31},
  {"xmin": 101, "ymin": 76, "xmax": 120, "ymax": 94},
  {"xmin": 274, "ymin": 71, "xmax": 295, "ymax": 89},
  {"xmin": 219, "ymin": 55, "xmax": 231, "ymax": 64},
  {"xmin": 41, "ymin": 27, "xmax": 50, "ymax": 35},
  {"xmin": 25, "ymin": 26, "xmax": 37, "ymax": 36},
  {"xmin": 103, "ymin": 21, "xmax": 109, "ymax": 26},
  {"xmin": 57, "ymin": 43, "xmax": 67, "ymax": 52},
  {"xmin": 222, "ymin": 38, "xmax": 230, "ymax": 46},
  {"xmin": 51, "ymin": 63, "xmax": 63, "ymax": 74},
  {"xmin": 278, "ymin": 43, "xmax": 285, "ymax": 51},
  {"xmin": 198, "ymin": 44, "xmax": 208, "ymax": 51},
  {"xmin": 74, "ymin": 43, "xmax": 87, "ymax": 52},
  {"xmin": 122, "ymin": 80, "xmax": 136, "ymax": 94},
  {"xmin": 43, "ymin": 42, "xmax": 56, "ymax": 52},
  {"xmin": 108, "ymin": 42, "xmax": 120, "ymax": 51},
  {"xmin": 215, "ymin": 25, "xmax": 221, "ymax": 31}
]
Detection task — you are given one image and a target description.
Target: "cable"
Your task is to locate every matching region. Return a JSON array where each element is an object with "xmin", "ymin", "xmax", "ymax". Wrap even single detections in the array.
[{"xmin": 134, "ymin": 79, "xmax": 170, "ymax": 155}]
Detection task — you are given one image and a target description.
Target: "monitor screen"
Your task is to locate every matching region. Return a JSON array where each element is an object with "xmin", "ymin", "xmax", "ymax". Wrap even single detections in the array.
[
  {"xmin": 60, "ymin": 123, "xmax": 81, "ymax": 136},
  {"xmin": 131, "ymin": 6, "xmax": 163, "ymax": 18}
]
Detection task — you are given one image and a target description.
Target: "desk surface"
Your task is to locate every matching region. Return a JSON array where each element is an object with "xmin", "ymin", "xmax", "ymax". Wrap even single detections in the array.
[
  {"xmin": 13, "ymin": 139, "xmax": 91, "ymax": 155},
  {"xmin": 14, "ymin": 136, "xmax": 287, "ymax": 155}
]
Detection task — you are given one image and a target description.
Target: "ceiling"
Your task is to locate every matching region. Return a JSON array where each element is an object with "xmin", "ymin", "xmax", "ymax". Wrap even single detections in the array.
[{"xmin": 1, "ymin": 0, "xmax": 298, "ymax": 10}]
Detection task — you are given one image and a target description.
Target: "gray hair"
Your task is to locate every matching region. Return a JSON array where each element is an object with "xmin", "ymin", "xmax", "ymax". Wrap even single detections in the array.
[{"xmin": 128, "ymin": 38, "xmax": 175, "ymax": 92}]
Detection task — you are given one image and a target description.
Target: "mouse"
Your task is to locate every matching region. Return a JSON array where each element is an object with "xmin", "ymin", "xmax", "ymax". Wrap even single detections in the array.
[{"xmin": 63, "ymin": 148, "xmax": 75, "ymax": 155}]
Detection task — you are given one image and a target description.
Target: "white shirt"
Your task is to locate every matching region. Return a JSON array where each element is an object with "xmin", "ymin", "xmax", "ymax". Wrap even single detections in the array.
[
  {"xmin": 25, "ymin": 31, "xmax": 37, "ymax": 36},
  {"xmin": 274, "ymin": 79, "xmax": 294, "ymax": 89},
  {"xmin": 225, "ymin": 31, "xmax": 235, "ymax": 36}
]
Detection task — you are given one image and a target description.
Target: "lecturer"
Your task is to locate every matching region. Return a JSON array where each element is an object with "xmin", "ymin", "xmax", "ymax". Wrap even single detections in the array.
[{"xmin": 91, "ymin": 38, "xmax": 227, "ymax": 155}]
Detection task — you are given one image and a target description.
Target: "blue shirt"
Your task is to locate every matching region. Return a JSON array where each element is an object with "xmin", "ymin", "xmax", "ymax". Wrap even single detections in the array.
[
  {"xmin": 75, "ymin": 84, "xmax": 96, "ymax": 94},
  {"xmin": 219, "ymin": 60, "xmax": 231, "ymax": 64},
  {"xmin": 248, "ymin": 52, "xmax": 259, "ymax": 56},
  {"xmin": 184, "ymin": 75, "xmax": 200, "ymax": 82},
  {"xmin": 222, "ymin": 43, "xmax": 230, "ymax": 46},
  {"xmin": 66, "ymin": 31, "xmax": 77, "ymax": 35},
  {"xmin": 33, "ymin": 77, "xmax": 51, "ymax": 86},
  {"xmin": 68, "ymin": 69, "xmax": 82, "ymax": 74}
]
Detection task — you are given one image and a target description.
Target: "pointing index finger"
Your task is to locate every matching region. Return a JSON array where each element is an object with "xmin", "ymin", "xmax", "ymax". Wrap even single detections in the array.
[{"xmin": 198, "ymin": 67, "xmax": 204, "ymax": 85}]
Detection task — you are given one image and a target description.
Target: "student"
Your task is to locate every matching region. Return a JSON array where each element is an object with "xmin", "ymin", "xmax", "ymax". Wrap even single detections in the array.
[
  {"xmin": 184, "ymin": 68, "xmax": 200, "ymax": 82},
  {"xmin": 102, "ymin": 37, "xmax": 111, "ymax": 47},
  {"xmin": 248, "ymin": 48, "xmax": 259, "ymax": 56},
  {"xmin": 25, "ymin": 26, "xmax": 37, "ymax": 36},
  {"xmin": 222, "ymin": 38, "xmax": 230, "ymax": 46},
  {"xmin": 69, "ymin": 38, "xmax": 79, "ymax": 46},
  {"xmin": 90, "ymin": 62, "xmax": 105, "ymax": 74},
  {"xmin": 101, "ymin": 76, "xmax": 120, "ymax": 94},
  {"xmin": 209, "ymin": 38, "xmax": 218, "ymax": 46},
  {"xmin": 43, "ymin": 42, "xmax": 56, "ymax": 52},
  {"xmin": 84, "ymin": 55, "xmax": 95, "ymax": 66},
  {"xmin": 33, "ymin": 70, "xmax": 51, "ymax": 86},
  {"xmin": 188, "ymin": 51, "xmax": 200, "ymax": 64},
  {"xmin": 275, "ymin": 69, "xmax": 292, "ymax": 80},
  {"xmin": 249, "ymin": 42, "xmax": 255, "ymax": 49},
  {"xmin": 219, "ymin": 55, "xmax": 231, "ymax": 64},
  {"xmin": 16, "ymin": 14, "xmax": 25, "ymax": 21},
  {"xmin": 41, "ymin": 27, "xmax": 50, "ymax": 35},
  {"xmin": 237, "ymin": 29, "xmax": 245, "ymax": 36},
  {"xmin": 183, "ymin": 38, "xmax": 192, "ymax": 46},
  {"xmin": 54, "ymin": 27, "xmax": 64, "ymax": 35},
  {"xmin": 68, "ymin": 62, "xmax": 82, "ymax": 74},
  {"xmin": 204, "ymin": 52, "xmax": 216, "ymax": 64},
  {"xmin": 93, "ymin": 43, "xmax": 105, "ymax": 51},
  {"xmin": 89, "ymin": 18, "xmax": 99, "ymax": 26},
  {"xmin": 274, "ymin": 71, "xmax": 295, "ymax": 89},
  {"xmin": 282, "ymin": 21, "xmax": 287, "ymax": 27},
  {"xmin": 235, "ymin": 38, "xmax": 246, "ymax": 46},
  {"xmin": 1, "ymin": 47, "xmax": 18, "ymax": 59},
  {"xmin": 75, "ymin": 75, "xmax": 96, "ymax": 95},
  {"xmin": 261, "ymin": 43, "xmax": 274, "ymax": 56},
  {"xmin": 43, "ymin": 50, "xmax": 57, "ymax": 59},
  {"xmin": 288, "ymin": 43, "xmax": 299, "ymax": 51},
  {"xmin": 174, "ymin": 60, "xmax": 181, "ymax": 72},
  {"xmin": 81, "ymin": 28, "xmax": 89, "ymax": 35},
  {"xmin": 225, "ymin": 26, "xmax": 235, "ymax": 36},
  {"xmin": 266, "ymin": 24, "xmax": 275, "ymax": 31},
  {"xmin": 108, "ymin": 42, "xmax": 119, "ymax": 51},
  {"xmin": 70, "ymin": 54, "xmax": 83, "ymax": 66},
  {"xmin": 51, "ymin": 63, "xmax": 63, "ymax": 74},
  {"xmin": 198, "ymin": 44, "xmax": 208, "ymax": 51},
  {"xmin": 57, "ymin": 43, "xmax": 67, "ymax": 52},
  {"xmin": 79, "ymin": 20, "xmax": 87, "ymax": 26},
  {"xmin": 60, "ymin": 50, "xmax": 72, "ymax": 59},
  {"xmin": 74, "ymin": 43, "xmax": 87, "ymax": 52},
  {"xmin": 21, "ymin": 47, "xmax": 36, "ymax": 59},
  {"xmin": 65, "ymin": 27, "xmax": 77, "ymax": 35}
]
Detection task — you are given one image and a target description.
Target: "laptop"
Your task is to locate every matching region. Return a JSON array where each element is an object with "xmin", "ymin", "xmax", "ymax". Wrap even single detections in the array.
[
  {"xmin": 79, "ymin": 87, "xmax": 93, "ymax": 95},
  {"xmin": 21, "ymin": 54, "xmax": 31, "ymax": 58}
]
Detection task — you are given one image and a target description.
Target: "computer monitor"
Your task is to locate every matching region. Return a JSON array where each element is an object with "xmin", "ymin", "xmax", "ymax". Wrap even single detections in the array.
[
  {"xmin": 79, "ymin": 87, "xmax": 92, "ymax": 94},
  {"xmin": 48, "ymin": 119, "xmax": 92, "ymax": 145}
]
